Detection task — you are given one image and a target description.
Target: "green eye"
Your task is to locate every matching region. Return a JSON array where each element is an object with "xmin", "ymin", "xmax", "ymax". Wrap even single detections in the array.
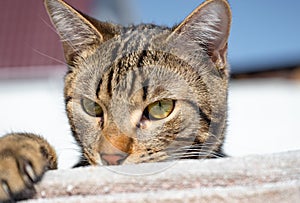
[
  {"xmin": 81, "ymin": 98, "xmax": 103, "ymax": 117},
  {"xmin": 147, "ymin": 99, "xmax": 175, "ymax": 120}
]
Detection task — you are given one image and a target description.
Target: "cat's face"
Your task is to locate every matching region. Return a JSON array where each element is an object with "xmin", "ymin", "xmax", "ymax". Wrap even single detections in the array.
[{"xmin": 45, "ymin": 0, "xmax": 231, "ymax": 165}]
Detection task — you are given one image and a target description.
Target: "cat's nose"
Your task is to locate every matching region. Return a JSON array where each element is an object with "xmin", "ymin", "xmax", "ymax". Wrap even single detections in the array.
[{"xmin": 100, "ymin": 153, "xmax": 128, "ymax": 165}]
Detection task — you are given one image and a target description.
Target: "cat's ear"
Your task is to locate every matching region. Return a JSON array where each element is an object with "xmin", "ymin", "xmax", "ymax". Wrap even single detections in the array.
[
  {"xmin": 44, "ymin": 0, "xmax": 119, "ymax": 62},
  {"xmin": 172, "ymin": 0, "xmax": 231, "ymax": 72}
]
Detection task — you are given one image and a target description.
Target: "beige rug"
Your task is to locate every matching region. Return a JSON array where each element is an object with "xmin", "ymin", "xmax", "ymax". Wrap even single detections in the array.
[{"xmin": 21, "ymin": 150, "xmax": 300, "ymax": 203}]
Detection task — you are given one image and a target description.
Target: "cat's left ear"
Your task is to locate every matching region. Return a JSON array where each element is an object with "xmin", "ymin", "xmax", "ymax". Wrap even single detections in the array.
[{"xmin": 172, "ymin": 0, "xmax": 231, "ymax": 73}]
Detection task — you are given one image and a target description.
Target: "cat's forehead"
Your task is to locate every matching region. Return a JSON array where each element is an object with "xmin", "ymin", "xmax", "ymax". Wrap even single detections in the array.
[
  {"xmin": 76, "ymin": 49, "xmax": 206, "ymax": 107},
  {"xmin": 71, "ymin": 26, "xmax": 217, "ymax": 104},
  {"xmin": 74, "ymin": 25, "xmax": 173, "ymax": 76},
  {"xmin": 114, "ymin": 24, "xmax": 172, "ymax": 53},
  {"xmin": 69, "ymin": 23, "xmax": 222, "ymax": 110}
]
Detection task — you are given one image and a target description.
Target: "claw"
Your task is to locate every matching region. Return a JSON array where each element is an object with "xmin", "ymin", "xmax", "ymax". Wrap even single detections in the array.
[
  {"xmin": 1, "ymin": 180, "xmax": 12, "ymax": 201},
  {"xmin": 24, "ymin": 162, "xmax": 36, "ymax": 182},
  {"xmin": 17, "ymin": 158, "xmax": 36, "ymax": 187}
]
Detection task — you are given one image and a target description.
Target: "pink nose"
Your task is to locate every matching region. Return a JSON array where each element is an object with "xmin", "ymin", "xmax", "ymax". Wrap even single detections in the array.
[{"xmin": 100, "ymin": 153, "xmax": 128, "ymax": 165}]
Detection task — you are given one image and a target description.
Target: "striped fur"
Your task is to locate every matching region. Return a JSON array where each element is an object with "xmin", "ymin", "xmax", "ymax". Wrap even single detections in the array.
[{"xmin": 47, "ymin": 0, "xmax": 231, "ymax": 166}]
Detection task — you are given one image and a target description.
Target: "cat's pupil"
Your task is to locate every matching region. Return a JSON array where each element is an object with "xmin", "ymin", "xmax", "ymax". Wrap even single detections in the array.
[
  {"xmin": 81, "ymin": 98, "xmax": 103, "ymax": 117},
  {"xmin": 146, "ymin": 99, "xmax": 175, "ymax": 120}
]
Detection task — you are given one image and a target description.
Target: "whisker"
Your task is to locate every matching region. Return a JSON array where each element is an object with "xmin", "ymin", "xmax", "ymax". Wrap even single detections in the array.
[
  {"xmin": 40, "ymin": 16, "xmax": 78, "ymax": 54},
  {"xmin": 171, "ymin": 151, "xmax": 223, "ymax": 159},
  {"xmin": 32, "ymin": 48, "xmax": 67, "ymax": 65},
  {"xmin": 167, "ymin": 142, "xmax": 218, "ymax": 151},
  {"xmin": 166, "ymin": 140, "xmax": 225, "ymax": 159},
  {"xmin": 171, "ymin": 154, "xmax": 216, "ymax": 159},
  {"xmin": 40, "ymin": 16, "xmax": 61, "ymax": 36}
]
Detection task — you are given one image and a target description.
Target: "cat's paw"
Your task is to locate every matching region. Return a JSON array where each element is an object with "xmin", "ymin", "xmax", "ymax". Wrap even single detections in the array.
[{"xmin": 0, "ymin": 133, "xmax": 57, "ymax": 202}]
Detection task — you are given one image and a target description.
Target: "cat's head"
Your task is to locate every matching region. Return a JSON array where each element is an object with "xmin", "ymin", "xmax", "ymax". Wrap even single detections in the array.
[{"xmin": 45, "ymin": 0, "xmax": 231, "ymax": 166}]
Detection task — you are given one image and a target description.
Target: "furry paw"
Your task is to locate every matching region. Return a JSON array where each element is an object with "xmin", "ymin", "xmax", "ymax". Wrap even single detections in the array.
[{"xmin": 0, "ymin": 133, "xmax": 57, "ymax": 202}]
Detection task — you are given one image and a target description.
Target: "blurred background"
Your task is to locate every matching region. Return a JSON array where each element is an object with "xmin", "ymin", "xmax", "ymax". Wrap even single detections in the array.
[{"xmin": 0, "ymin": 0, "xmax": 299, "ymax": 168}]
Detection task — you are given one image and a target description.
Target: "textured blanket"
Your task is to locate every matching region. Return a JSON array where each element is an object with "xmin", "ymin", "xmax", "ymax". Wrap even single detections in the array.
[{"xmin": 22, "ymin": 150, "xmax": 300, "ymax": 203}]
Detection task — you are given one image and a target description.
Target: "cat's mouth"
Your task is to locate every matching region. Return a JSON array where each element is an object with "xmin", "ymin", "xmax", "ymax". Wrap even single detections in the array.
[{"xmin": 90, "ymin": 139, "xmax": 168, "ymax": 166}]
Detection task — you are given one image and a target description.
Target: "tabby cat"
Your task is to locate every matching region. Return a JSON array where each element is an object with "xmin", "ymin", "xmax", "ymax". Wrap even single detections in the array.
[{"xmin": 0, "ymin": 0, "xmax": 231, "ymax": 201}]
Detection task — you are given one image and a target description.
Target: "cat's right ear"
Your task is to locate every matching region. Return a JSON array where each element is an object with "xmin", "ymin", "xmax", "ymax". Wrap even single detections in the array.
[
  {"xmin": 170, "ymin": 0, "xmax": 231, "ymax": 75},
  {"xmin": 44, "ymin": 0, "xmax": 119, "ymax": 62}
]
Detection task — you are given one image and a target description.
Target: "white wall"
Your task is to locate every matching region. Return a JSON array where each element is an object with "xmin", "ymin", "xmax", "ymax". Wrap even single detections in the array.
[
  {"xmin": 225, "ymin": 79, "xmax": 300, "ymax": 156},
  {"xmin": 0, "ymin": 76, "xmax": 80, "ymax": 169}
]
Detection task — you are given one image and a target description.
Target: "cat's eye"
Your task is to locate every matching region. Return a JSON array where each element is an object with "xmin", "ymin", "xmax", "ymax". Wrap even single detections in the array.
[
  {"xmin": 81, "ymin": 98, "xmax": 103, "ymax": 117},
  {"xmin": 146, "ymin": 99, "xmax": 175, "ymax": 120}
]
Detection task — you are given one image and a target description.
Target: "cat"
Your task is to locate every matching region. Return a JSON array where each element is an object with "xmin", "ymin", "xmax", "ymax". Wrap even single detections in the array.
[{"xmin": 0, "ymin": 0, "xmax": 231, "ymax": 201}]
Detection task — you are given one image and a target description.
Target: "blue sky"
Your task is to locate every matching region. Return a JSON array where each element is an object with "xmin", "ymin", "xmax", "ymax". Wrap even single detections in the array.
[
  {"xmin": 134, "ymin": 0, "xmax": 300, "ymax": 73},
  {"xmin": 101, "ymin": 0, "xmax": 300, "ymax": 73}
]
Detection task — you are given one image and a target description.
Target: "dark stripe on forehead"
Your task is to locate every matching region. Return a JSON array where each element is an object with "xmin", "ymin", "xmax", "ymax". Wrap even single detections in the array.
[
  {"xmin": 127, "ymin": 70, "xmax": 137, "ymax": 98},
  {"xmin": 136, "ymin": 50, "xmax": 149, "ymax": 101},
  {"xmin": 142, "ymin": 78, "xmax": 150, "ymax": 101},
  {"xmin": 115, "ymin": 61, "xmax": 123, "ymax": 87},
  {"xmin": 107, "ymin": 67, "xmax": 114, "ymax": 97},
  {"xmin": 142, "ymin": 84, "xmax": 148, "ymax": 101},
  {"xmin": 137, "ymin": 50, "xmax": 148, "ymax": 67},
  {"xmin": 96, "ymin": 78, "xmax": 102, "ymax": 99}
]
